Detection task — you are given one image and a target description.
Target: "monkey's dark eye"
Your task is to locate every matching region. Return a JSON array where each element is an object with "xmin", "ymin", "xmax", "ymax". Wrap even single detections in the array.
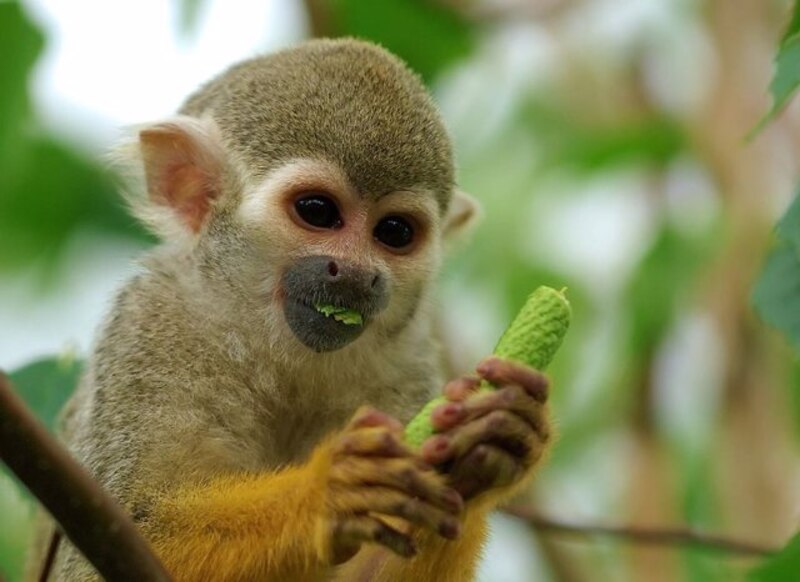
[
  {"xmin": 294, "ymin": 195, "xmax": 342, "ymax": 229},
  {"xmin": 374, "ymin": 216, "xmax": 414, "ymax": 249}
]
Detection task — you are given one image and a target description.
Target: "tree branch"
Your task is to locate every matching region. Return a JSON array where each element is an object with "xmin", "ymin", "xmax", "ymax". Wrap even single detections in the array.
[
  {"xmin": 0, "ymin": 371, "xmax": 171, "ymax": 581},
  {"xmin": 503, "ymin": 506, "xmax": 778, "ymax": 557}
]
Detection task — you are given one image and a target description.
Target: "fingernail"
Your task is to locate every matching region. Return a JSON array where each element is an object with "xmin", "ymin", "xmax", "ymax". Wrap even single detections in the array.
[
  {"xmin": 459, "ymin": 376, "xmax": 478, "ymax": 388},
  {"xmin": 473, "ymin": 445, "xmax": 489, "ymax": 463},
  {"xmin": 434, "ymin": 437, "xmax": 449, "ymax": 453},
  {"xmin": 422, "ymin": 436, "xmax": 451, "ymax": 463},
  {"xmin": 439, "ymin": 519, "xmax": 461, "ymax": 539},
  {"xmin": 442, "ymin": 489, "xmax": 464, "ymax": 512},
  {"xmin": 441, "ymin": 403, "xmax": 462, "ymax": 420},
  {"xmin": 476, "ymin": 359, "xmax": 495, "ymax": 375}
]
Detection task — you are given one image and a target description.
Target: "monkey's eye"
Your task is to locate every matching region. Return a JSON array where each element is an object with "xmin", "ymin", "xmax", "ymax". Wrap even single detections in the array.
[
  {"xmin": 374, "ymin": 216, "xmax": 414, "ymax": 249},
  {"xmin": 294, "ymin": 194, "xmax": 343, "ymax": 229}
]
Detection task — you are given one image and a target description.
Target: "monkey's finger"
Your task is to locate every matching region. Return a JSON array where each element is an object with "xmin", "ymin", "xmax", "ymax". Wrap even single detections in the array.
[
  {"xmin": 329, "ymin": 457, "xmax": 463, "ymax": 514},
  {"xmin": 430, "ymin": 385, "xmax": 548, "ymax": 441},
  {"xmin": 332, "ymin": 515, "xmax": 417, "ymax": 559},
  {"xmin": 428, "ymin": 377, "xmax": 481, "ymax": 431},
  {"xmin": 476, "ymin": 357, "xmax": 549, "ymax": 403},
  {"xmin": 330, "ymin": 486, "xmax": 461, "ymax": 540},
  {"xmin": 334, "ymin": 427, "xmax": 413, "ymax": 458},
  {"xmin": 429, "ymin": 400, "xmax": 467, "ymax": 432},
  {"xmin": 447, "ymin": 444, "xmax": 522, "ymax": 500},
  {"xmin": 420, "ymin": 410, "xmax": 533, "ymax": 466},
  {"xmin": 346, "ymin": 406, "xmax": 405, "ymax": 433},
  {"xmin": 443, "ymin": 376, "xmax": 481, "ymax": 402},
  {"xmin": 454, "ymin": 386, "xmax": 549, "ymax": 440}
]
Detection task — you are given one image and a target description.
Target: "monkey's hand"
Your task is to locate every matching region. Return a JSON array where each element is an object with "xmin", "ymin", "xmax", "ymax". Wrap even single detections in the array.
[
  {"xmin": 419, "ymin": 356, "xmax": 551, "ymax": 503},
  {"xmin": 322, "ymin": 406, "xmax": 464, "ymax": 563}
]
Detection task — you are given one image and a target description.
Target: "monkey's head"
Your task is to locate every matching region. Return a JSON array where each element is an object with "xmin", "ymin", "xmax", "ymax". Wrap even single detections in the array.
[{"xmin": 122, "ymin": 39, "xmax": 478, "ymax": 355}]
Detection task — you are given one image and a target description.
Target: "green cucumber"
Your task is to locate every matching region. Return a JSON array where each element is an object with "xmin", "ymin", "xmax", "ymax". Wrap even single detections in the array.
[{"xmin": 405, "ymin": 286, "xmax": 571, "ymax": 447}]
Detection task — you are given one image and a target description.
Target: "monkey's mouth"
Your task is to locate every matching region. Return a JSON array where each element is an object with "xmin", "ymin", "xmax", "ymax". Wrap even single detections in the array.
[{"xmin": 283, "ymin": 297, "xmax": 370, "ymax": 353}]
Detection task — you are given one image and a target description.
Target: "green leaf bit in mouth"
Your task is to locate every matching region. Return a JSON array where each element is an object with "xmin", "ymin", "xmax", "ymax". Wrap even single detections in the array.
[{"xmin": 314, "ymin": 304, "xmax": 364, "ymax": 326}]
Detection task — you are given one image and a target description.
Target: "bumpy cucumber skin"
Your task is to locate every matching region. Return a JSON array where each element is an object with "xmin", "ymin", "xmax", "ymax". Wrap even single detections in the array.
[{"xmin": 405, "ymin": 286, "xmax": 571, "ymax": 447}]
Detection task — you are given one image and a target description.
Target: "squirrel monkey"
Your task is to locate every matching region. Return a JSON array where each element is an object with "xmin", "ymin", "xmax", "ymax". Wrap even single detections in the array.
[{"xmin": 31, "ymin": 39, "xmax": 552, "ymax": 581}]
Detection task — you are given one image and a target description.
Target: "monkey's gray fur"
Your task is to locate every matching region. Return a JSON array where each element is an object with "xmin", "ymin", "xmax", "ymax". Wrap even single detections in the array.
[{"xmin": 182, "ymin": 39, "xmax": 454, "ymax": 209}]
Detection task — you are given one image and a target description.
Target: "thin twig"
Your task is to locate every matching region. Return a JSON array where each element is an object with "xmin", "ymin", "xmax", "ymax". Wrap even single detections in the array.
[
  {"xmin": 39, "ymin": 529, "xmax": 62, "ymax": 582},
  {"xmin": 0, "ymin": 371, "xmax": 171, "ymax": 581},
  {"xmin": 503, "ymin": 506, "xmax": 778, "ymax": 557}
]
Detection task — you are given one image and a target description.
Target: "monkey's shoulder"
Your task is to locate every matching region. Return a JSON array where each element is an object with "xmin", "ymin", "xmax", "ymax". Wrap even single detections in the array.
[{"xmin": 92, "ymin": 268, "xmax": 226, "ymax": 376}]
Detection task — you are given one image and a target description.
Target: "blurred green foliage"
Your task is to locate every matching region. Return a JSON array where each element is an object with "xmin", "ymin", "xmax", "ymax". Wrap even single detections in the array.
[
  {"xmin": 626, "ymin": 225, "xmax": 719, "ymax": 361},
  {"xmin": 0, "ymin": 2, "xmax": 148, "ymax": 274},
  {"xmin": 0, "ymin": 2, "xmax": 42, "ymax": 152},
  {"xmin": 329, "ymin": 0, "xmax": 475, "ymax": 83},
  {"xmin": 178, "ymin": 0, "xmax": 206, "ymax": 37},
  {"xmin": 749, "ymin": 533, "xmax": 800, "ymax": 582},
  {"xmin": 523, "ymin": 100, "xmax": 687, "ymax": 172}
]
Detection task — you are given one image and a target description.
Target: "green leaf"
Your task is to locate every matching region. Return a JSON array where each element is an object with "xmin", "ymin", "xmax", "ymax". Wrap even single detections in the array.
[
  {"xmin": 749, "ymin": 532, "xmax": 800, "ymax": 582},
  {"xmin": 329, "ymin": 0, "xmax": 476, "ymax": 83},
  {"xmin": 753, "ymin": 190, "xmax": 800, "ymax": 348},
  {"xmin": 769, "ymin": 34, "xmax": 800, "ymax": 118},
  {"xmin": 8, "ymin": 356, "xmax": 82, "ymax": 431},
  {"xmin": 752, "ymin": 241, "xmax": 800, "ymax": 348},
  {"xmin": 780, "ymin": 0, "xmax": 800, "ymax": 47},
  {"xmin": 754, "ymin": 2, "xmax": 800, "ymax": 130},
  {"xmin": 753, "ymin": 191, "xmax": 800, "ymax": 436},
  {"xmin": 777, "ymin": 188, "xmax": 800, "ymax": 251}
]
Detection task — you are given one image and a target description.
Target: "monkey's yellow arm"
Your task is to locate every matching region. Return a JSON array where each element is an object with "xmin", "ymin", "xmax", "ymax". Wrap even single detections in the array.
[
  {"xmin": 405, "ymin": 286, "xmax": 571, "ymax": 446},
  {"xmin": 141, "ymin": 443, "xmax": 336, "ymax": 582}
]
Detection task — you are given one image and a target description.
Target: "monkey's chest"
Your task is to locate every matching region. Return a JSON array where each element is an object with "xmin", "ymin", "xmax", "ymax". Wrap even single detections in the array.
[{"xmin": 265, "ymin": 406, "xmax": 350, "ymax": 466}]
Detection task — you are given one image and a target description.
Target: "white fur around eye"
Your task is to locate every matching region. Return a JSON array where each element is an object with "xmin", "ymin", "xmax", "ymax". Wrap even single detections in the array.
[{"xmin": 237, "ymin": 158, "xmax": 350, "ymax": 227}]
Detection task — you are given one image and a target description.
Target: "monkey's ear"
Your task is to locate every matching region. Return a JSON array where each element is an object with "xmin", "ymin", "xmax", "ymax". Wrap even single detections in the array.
[
  {"xmin": 443, "ymin": 189, "xmax": 482, "ymax": 245},
  {"xmin": 136, "ymin": 118, "xmax": 226, "ymax": 235}
]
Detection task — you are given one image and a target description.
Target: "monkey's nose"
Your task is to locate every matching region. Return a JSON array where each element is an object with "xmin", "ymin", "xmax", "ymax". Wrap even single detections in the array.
[{"xmin": 312, "ymin": 255, "xmax": 385, "ymax": 300}]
